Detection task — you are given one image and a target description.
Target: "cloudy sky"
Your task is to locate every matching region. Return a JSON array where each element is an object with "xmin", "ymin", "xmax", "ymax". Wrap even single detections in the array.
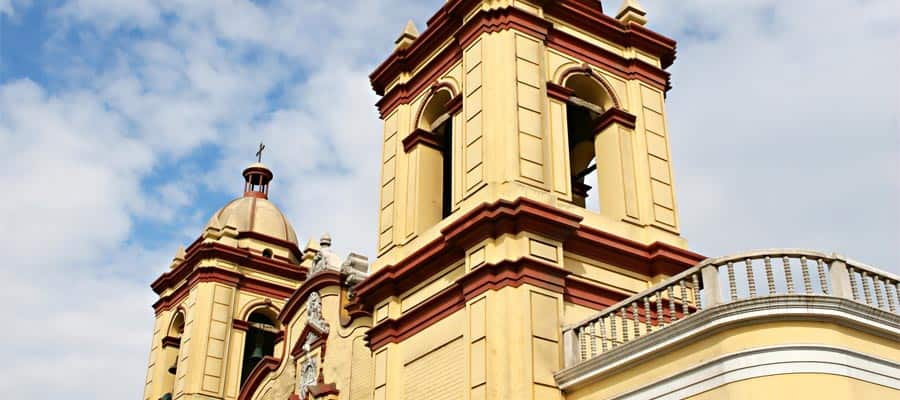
[{"xmin": 0, "ymin": 0, "xmax": 897, "ymax": 398}]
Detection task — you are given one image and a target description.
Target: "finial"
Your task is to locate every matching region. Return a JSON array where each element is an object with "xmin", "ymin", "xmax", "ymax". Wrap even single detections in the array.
[
  {"xmin": 320, "ymin": 233, "xmax": 332, "ymax": 248},
  {"xmin": 255, "ymin": 141, "xmax": 266, "ymax": 163},
  {"xmin": 616, "ymin": 0, "xmax": 647, "ymax": 26},
  {"xmin": 395, "ymin": 20, "xmax": 419, "ymax": 51}
]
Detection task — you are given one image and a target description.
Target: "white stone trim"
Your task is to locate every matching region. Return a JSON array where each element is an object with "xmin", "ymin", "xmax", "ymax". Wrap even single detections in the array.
[
  {"xmin": 612, "ymin": 345, "xmax": 900, "ymax": 400},
  {"xmin": 556, "ymin": 296, "xmax": 900, "ymax": 391}
]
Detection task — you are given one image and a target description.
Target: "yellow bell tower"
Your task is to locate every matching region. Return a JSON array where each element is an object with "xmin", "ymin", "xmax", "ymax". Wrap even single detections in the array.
[{"xmin": 353, "ymin": 1, "xmax": 704, "ymax": 399}]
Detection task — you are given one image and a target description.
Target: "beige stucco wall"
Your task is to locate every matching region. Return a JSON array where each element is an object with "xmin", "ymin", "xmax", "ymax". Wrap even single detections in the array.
[{"xmin": 687, "ymin": 373, "xmax": 896, "ymax": 400}]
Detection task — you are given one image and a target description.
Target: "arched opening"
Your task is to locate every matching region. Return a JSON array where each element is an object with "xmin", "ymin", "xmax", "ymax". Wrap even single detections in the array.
[
  {"xmin": 563, "ymin": 74, "xmax": 613, "ymax": 211},
  {"xmin": 161, "ymin": 312, "xmax": 185, "ymax": 400},
  {"xmin": 240, "ymin": 310, "xmax": 279, "ymax": 386},
  {"xmin": 417, "ymin": 89, "xmax": 455, "ymax": 220},
  {"xmin": 261, "ymin": 248, "xmax": 273, "ymax": 258}
]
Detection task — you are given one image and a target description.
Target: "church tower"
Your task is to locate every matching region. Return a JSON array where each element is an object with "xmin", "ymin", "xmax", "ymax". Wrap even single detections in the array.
[
  {"xmin": 354, "ymin": 1, "xmax": 704, "ymax": 399},
  {"xmin": 143, "ymin": 160, "xmax": 308, "ymax": 400}
]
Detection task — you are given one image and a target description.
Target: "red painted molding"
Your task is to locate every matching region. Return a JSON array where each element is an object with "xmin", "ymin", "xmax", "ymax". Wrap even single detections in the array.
[
  {"xmin": 402, "ymin": 128, "xmax": 443, "ymax": 153},
  {"xmin": 593, "ymin": 107, "xmax": 638, "ymax": 133},
  {"xmin": 546, "ymin": 81, "xmax": 575, "ymax": 102},
  {"xmin": 278, "ymin": 270, "xmax": 343, "ymax": 324},
  {"xmin": 161, "ymin": 336, "xmax": 181, "ymax": 349},
  {"xmin": 445, "ymin": 94, "xmax": 463, "ymax": 115},
  {"xmin": 232, "ymin": 318, "xmax": 250, "ymax": 332},
  {"xmin": 352, "ymin": 197, "xmax": 705, "ymax": 321},
  {"xmin": 152, "ymin": 240, "xmax": 306, "ymax": 296},
  {"xmin": 309, "ymin": 382, "xmax": 340, "ymax": 398},
  {"xmin": 152, "ymin": 266, "xmax": 297, "ymax": 314},
  {"xmin": 365, "ymin": 257, "xmax": 632, "ymax": 350},
  {"xmin": 236, "ymin": 356, "xmax": 280, "ymax": 400},
  {"xmin": 372, "ymin": 2, "xmax": 676, "ymax": 117},
  {"xmin": 290, "ymin": 324, "xmax": 329, "ymax": 359}
]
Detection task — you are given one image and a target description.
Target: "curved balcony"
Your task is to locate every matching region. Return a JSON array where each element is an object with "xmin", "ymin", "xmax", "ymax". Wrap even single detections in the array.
[{"xmin": 556, "ymin": 249, "xmax": 900, "ymax": 395}]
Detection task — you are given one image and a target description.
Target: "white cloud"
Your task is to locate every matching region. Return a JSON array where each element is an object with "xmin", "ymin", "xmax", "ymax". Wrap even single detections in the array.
[{"xmin": 0, "ymin": 0, "xmax": 896, "ymax": 399}]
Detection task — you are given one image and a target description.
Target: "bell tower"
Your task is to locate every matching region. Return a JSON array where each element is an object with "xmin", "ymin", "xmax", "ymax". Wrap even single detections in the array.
[{"xmin": 355, "ymin": 1, "xmax": 704, "ymax": 400}]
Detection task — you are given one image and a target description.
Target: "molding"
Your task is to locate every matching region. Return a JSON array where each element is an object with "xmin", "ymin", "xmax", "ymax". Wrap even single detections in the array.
[
  {"xmin": 372, "ymin": 4, "xmax": 675, "ymax": 117},
  {"xmin": 290, "ymin": 324, "xmax": 329, "ymax": 359},
  {"xmin": 593, "ymin": 108, "xmax": 637, "ymax": 133},
  {"xmin": 402, "ymin": 128, "xmax": 443, "ymax": 153},
  {"xmin": 153, "ymin": 266, "xmax": 297, "ymax": 314},
  {"xmin": 546, "ymin": 81, "xmax": 575, "ymax": 102},
  {"xmin": 557, "ymin": 66, "xmax": 623, "ymax": 108},
  {"xmin": 555, "ymin": 295, "xmax": 900, "ymax": 391},
  {"xmin": 161, "ymin": 336, "xmax": 181, "ymax": 349},
  {"xmin": 613, "ymin": 345, "xmax": 900, "ymax": 399},
  {"xmin": 151, "ymin": 240, "xmax": 306, "ymax": 296},
  {"xmin": 236, "ymin": 356, "xmax": 281, "ymax": 400},
  {"xmin": 309, "ymin": 382, "xmax": 340, "ymax": 398},
  {"xmin": 365, "ymin": 257, "xmax": 630, "ymax": 350},
  {"xmin": 353, "ymin": 198, "xmax": 702, "ymax": 316},
  {"xmin": 232, "ymin": 318, "xmax": 249, "ymax": 332}
]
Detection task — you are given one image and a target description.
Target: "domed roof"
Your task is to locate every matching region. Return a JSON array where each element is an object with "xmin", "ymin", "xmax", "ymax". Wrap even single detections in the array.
[
  {"xmin": 204, "ymin": 196, "xmax": 299, "ymax": 245},
  {"xmin": 202, "ymin": 158, "xmax": 298, "ymax": 245}
]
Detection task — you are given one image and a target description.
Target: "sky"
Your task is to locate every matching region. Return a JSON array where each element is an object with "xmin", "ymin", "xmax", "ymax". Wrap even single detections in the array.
[{"xmin": 0, "ymin": 0, "xmax": 897, "ymax": 398}]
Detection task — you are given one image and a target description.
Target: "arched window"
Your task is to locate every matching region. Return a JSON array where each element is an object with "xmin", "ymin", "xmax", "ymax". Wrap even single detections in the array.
[
  {"xmin": 161, "ymin": 312, "xmax": 185, "ymax": 400},
  {"xmin": 563, "ymin": 74, "xmax": 614, "ymax": 211},
  {"xmin": 240, "ymin": 310, "xmax": 278, "ymax": 386},
  {"xmin": 418, "ymin": 89, "xmax": 455, "ymax": 219}
]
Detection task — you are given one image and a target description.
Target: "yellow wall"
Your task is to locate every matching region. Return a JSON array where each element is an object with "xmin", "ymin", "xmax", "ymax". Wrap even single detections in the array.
[{"xmin": 687, "ymin": 373, "xmax": 896, "ymax": 400}]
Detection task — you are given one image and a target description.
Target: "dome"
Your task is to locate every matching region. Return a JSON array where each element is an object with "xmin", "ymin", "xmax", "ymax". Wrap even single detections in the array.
[
  {"xmin": 202, "ymin": 157, "xmax": 298, "ymax": 245},
  {"xmin": 205, "ymin": 196, "xmax": 299, "ymax": 245}
]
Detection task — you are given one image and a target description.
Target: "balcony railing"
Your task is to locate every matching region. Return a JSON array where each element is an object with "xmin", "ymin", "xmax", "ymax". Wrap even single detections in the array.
[{"xmin": 562, "ymin": 249, "xmax": 900, "ymax": 368}]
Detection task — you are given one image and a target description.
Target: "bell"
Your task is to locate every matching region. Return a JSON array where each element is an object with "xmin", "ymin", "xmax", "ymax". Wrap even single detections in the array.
[
  {"xmin": 167, "ymin": 359, "xmax": 178, "ymax": 375},
  {"xmin": 248, "ymin": 335, "xmax": 265, "ymax": 362}
]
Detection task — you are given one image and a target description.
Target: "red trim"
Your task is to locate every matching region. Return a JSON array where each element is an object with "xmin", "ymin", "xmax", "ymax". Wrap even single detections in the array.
[
  {"xmin": 594, "ymin": 107, "xmax": 638, "ymax": 132},
  {"xmin": 402, "ymin": 128, "xmax": 443, "ymax": 153},
  {"xmin": 278, "ymin": 270, "xmax": 343, "ymax": 324},
  {"xmin": 365, "ymin": 257, "xmax": 631, "ymax": 350},
  {"xmin": 546, "ymin": 82, "xmax": 575, "ymax": 102},
  {"xmin": 372, "ymin": 3, "xmax": 676, "ymax": 117},
  {"xmin": 557, "ymin": 65, "xmax": 623, "ymax": 108},
  {"xmin": 445, "ymin": 94, "xmax": 463, "ymax": 115},
  {"xmin": 236, "ymin": 356, "xmax": 280, "ymax": 400},
  {"xmin": 352, "ymin": 197, "xmax": 705, "ymax": 320},
  {"xmin": 161, "ymin": 336, "xmax": 181, "ymax": 349},
  {"xmin": 290, "ymin": 324, "xmax": 329, "ymax": 359},
  {"xmin": 233, "ymin": 319, "xmax": 250, "ymax": 332},
  {"xmin": 152, "ymin": 240, "xmax": 305, "ymax": 296},
  {"xmin": 153, "ymin": 267, "xmax": 298, "ymax": 314},
  {"xmin": 309, "ymin": 382, "xmax": 340, "ymax": 398}
]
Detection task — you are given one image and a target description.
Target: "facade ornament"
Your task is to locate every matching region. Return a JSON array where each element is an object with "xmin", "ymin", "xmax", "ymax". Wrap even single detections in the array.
[
  {"xmin": 616, "ymin": 0, "xmax": 648, "ymax": 26},
  {"xmin": 310, "ymin": 233, "xmax": 340, "ymax": 274},
  {"xmin": 298, "ymin": 357, "xmax": 318, "ymax": 400},
  {"xmin": 306, "ymin": 292, "xmax": 328, "ymax": 333}
]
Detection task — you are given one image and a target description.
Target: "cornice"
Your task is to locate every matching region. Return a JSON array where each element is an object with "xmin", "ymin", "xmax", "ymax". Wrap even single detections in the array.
[
  {"xmin": 365, "ymin": 257, "xmax": 632, "ymax": 350},
  {"xmin": 372, "ymin": 2, "xmax": 676, "ymax": 117},
  {"xmin": 402, "ymin": 128, "xmax": 443, "ymax": 153},
  {"xmin": 353, "ymin": 197, "xmax": 703, "ymax": 313},
  {"xmin": 593, "ymin": 107, "xmax": 637, "ymax": 132},
  {"xmin": 151, "ymin": 240, "xmax": 306, "ymax": 296},
  {"xmin": 152, "ymin": 266, "xmax": 297, "ymax": 314}
]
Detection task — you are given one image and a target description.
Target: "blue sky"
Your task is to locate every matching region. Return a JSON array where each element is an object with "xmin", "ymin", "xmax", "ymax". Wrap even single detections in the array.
[{"xmin": 1, "ymin": 0, "xmax": 897, "ymax": 398}]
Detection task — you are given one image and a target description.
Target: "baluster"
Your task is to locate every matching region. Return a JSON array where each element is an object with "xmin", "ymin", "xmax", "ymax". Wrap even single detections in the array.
[
  {"xmin": 611, "ymin": 313, "xmax": 619, "ymax": 348},
  {"xmin": 801, "ymin": 257, "xmax": 813, "ymax": 294},
  {"xmin": 598, "ymin": 318, "xmax": 608, "ymax": 353},
  {"xmin": 874, "ymin": 277, "xmax": 885, "ymax": 309},
  {"xmin": 680, "ymin": 280, "xmax": 690, "ymax": 316},
  {"xmin": 692, "ymin": 273, "xmax": 702, "ymax": 310},
  {"xmin": 862, "ymin": 272, "xmax": 873, "ymax": 305},
  {"xmin": 783, "ymin": 256, "xmax": 795, "ymax": 293},
  {"xmin": 849, "ymin": 268, "xmax": 861, "ymax": 301},
  {"xmin": 745, "ymin": 258, "xmax": 757, "ymax": 298},
  {"xmin": 889, "ymin": 284, "xmax": 898, "ymax": 313},
  {"xmin": 727, "ymin": 262, "xmax": 738, "ymax": 300},
  {"xmin": 643, "ymin": 297, "xmax": 652, "ymax": 332},
  {"xmin": 589, "ymin": 322, "xmax": 597, "ymax": 357},
  {"xmin": 668, "ymin": 286, "xmax": 677, "ymax": 322},
  {"xmin": 817, "ymin": 258, "xmax": 829, "ymax": 294},
  {"xmin": 764, "ymin": 256, "xmax": 776, "ymax": 295},
  {"xmin": 632, "ymin": 303, "xmax": 640, "ymax": 338},
  {"xmin": 620, "ymin": 308, "xmax": 629, "ymax": 343},
  {"xmin": 578, "ymin": 327, "xmax": 586, "ymax": 361},
  {"xmin": 656, "ymin": 291, "xmax": 665, "ymax": 327}
]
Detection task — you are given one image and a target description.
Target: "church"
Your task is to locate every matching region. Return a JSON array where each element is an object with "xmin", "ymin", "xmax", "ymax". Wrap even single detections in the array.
[{"xmin": 142, "ymin": 1, "xmax": 900, "ymax": 399}]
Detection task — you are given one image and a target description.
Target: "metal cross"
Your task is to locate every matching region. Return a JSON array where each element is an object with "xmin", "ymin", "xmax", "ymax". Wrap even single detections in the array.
[{"xmin": 255, "ymin": 142, "xmax": 266, "ymax": 162}]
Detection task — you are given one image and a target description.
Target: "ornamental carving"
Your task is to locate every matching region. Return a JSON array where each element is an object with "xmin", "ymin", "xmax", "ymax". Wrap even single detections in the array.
[
  {"xmin": 307, "ymin": 292, "xmax": 328, "ymax": 333},
  {"xmin": 298, "ymin": 357, "xmax": 317, "ymax": 400}
]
